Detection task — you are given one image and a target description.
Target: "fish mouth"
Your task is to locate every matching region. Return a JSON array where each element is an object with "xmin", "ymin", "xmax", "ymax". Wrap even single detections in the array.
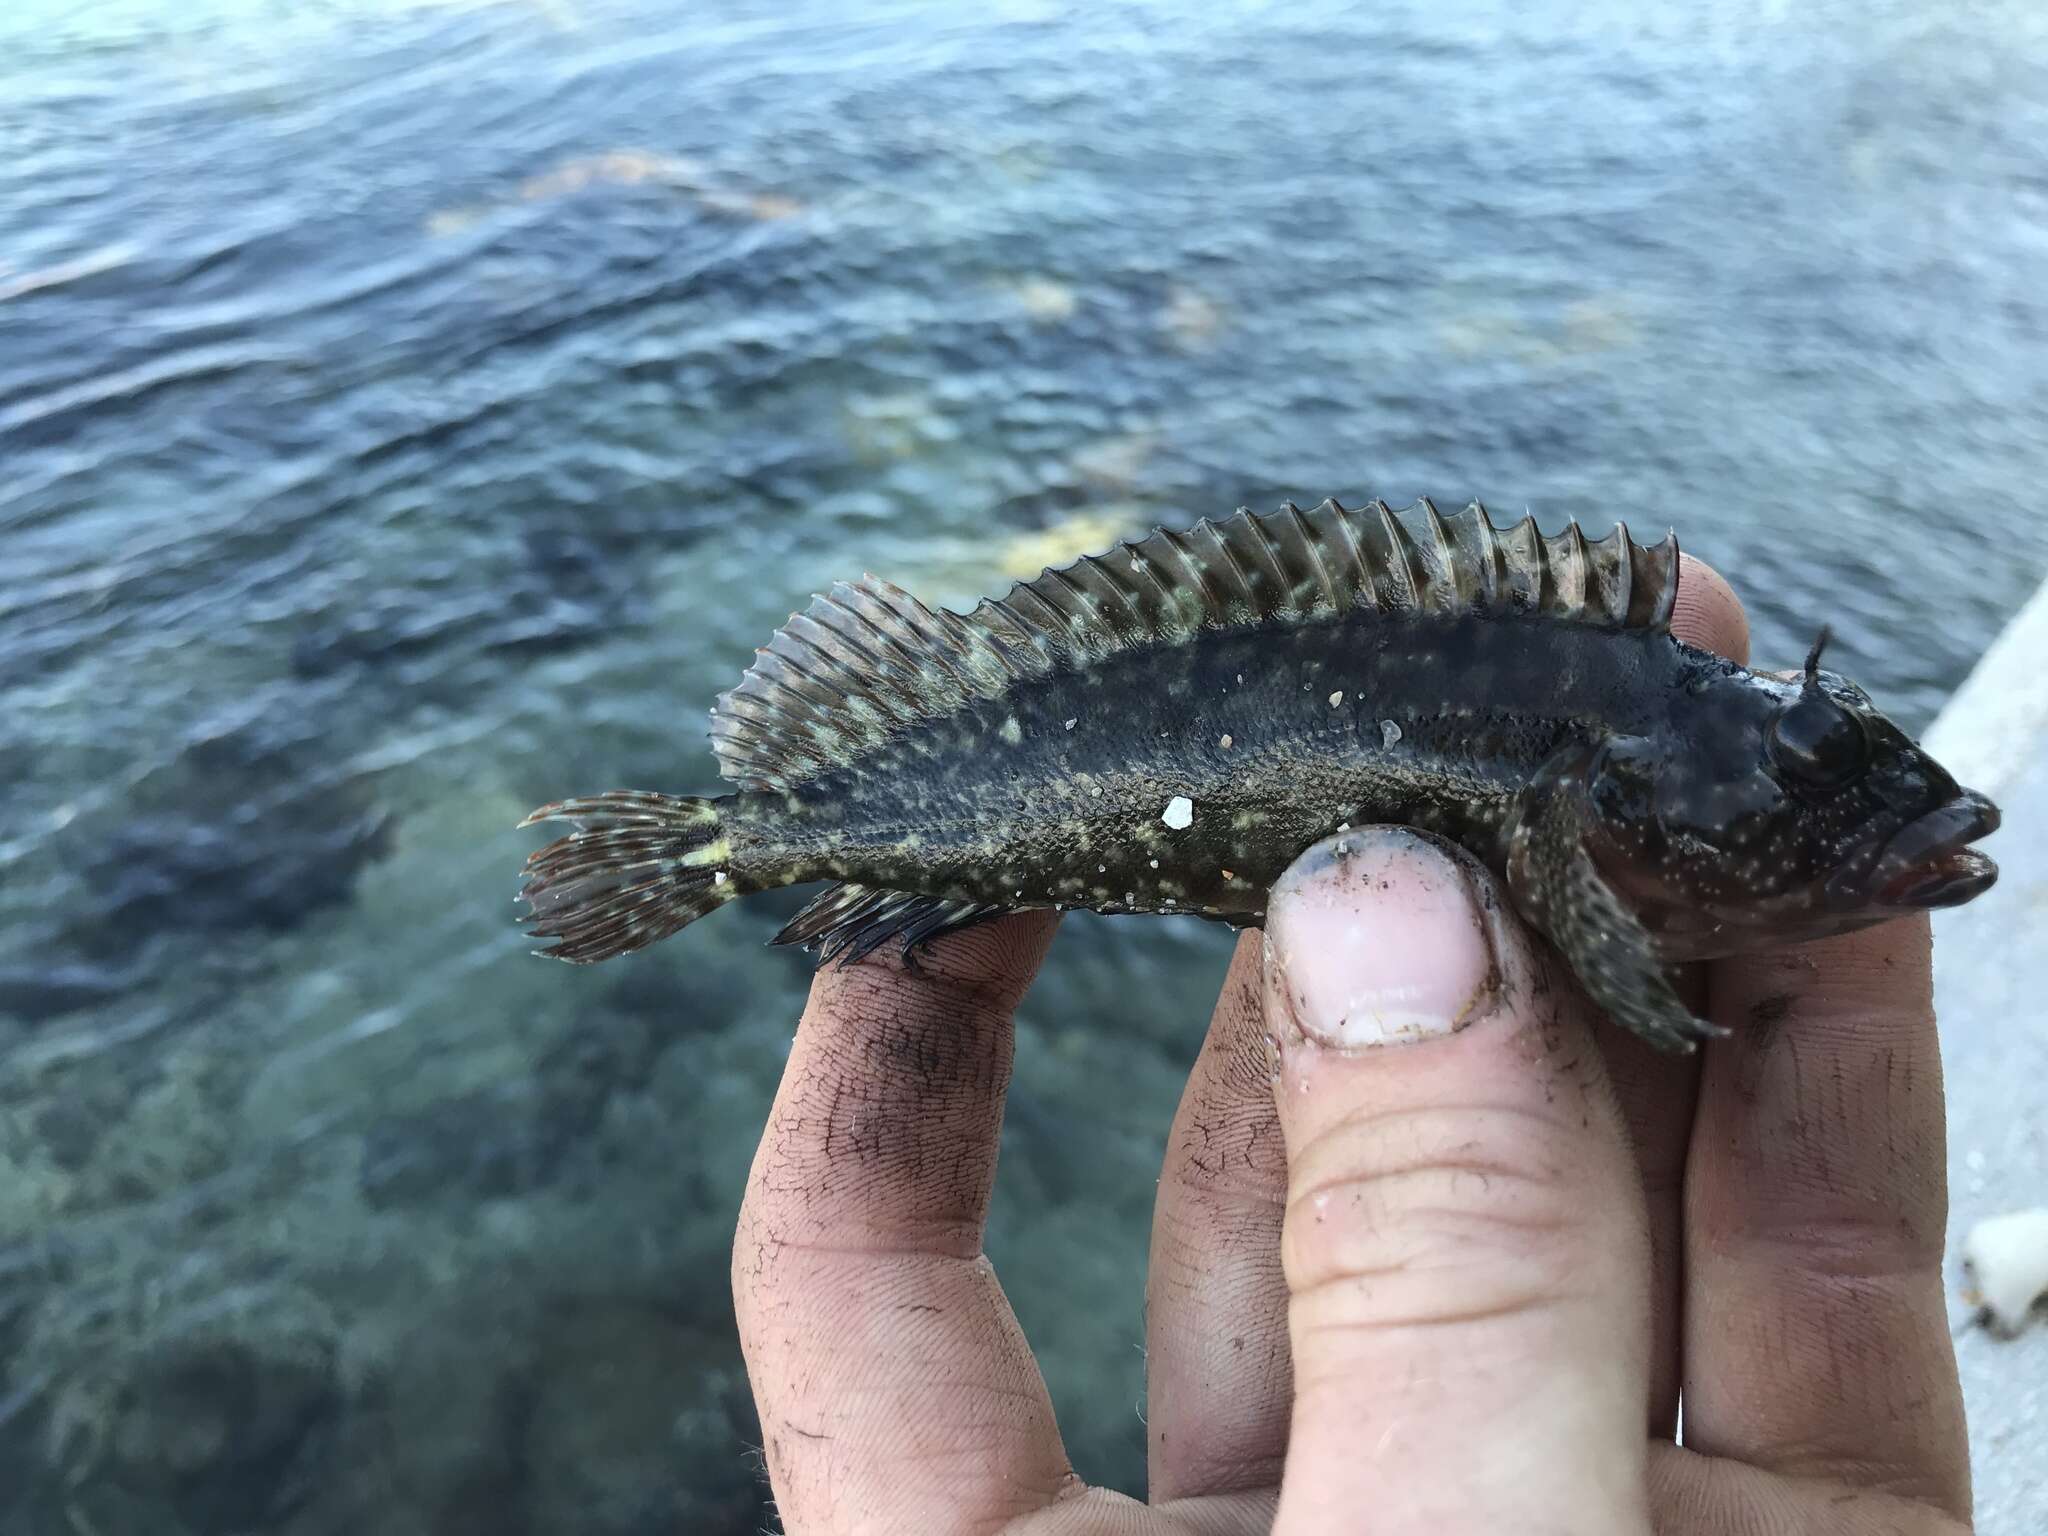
[{"xmin": 1857, "ymin": 791, "xmax": 2001, "ymax": 910}]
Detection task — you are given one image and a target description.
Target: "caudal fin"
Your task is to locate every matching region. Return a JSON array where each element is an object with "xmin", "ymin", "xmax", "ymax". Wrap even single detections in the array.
[{"xmin": 517, "ymin": 791, "xmax": 740, "ymax": 962}]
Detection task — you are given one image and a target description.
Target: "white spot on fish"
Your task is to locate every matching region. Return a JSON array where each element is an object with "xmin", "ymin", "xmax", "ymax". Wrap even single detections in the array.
[
  {"xmin": 1064, "ymin": 717, "xmax": 1077, "ymax": 730},
  {"xmin": 1218, "ymin": 733, "xmax": 1233, "ymax": 749},
  {"xmin": 713, "ymin": 871, "xmax": 727, "ymax": 885},
  {"xmin": 1098, "ymin": 864, "xmax": 1107, "ymax": 872},
  {"xmin": 1329, "ymin": 690, "xmax": 1344, "ymax": 707},
  {"xmin": 1000, "ymin": 716, "xmax": 1024, "ymax": 746},
  {"xmin": 1149, "ymin": 858, "xmax": 1159, "ymax": 868},
  {"xmin": 1161, "ymin": 795, "xmax": 1194, "ymax": 830},
  {"xmin": 1381, "ymin": 718, "xmax": 1403, "ymax": 748}
]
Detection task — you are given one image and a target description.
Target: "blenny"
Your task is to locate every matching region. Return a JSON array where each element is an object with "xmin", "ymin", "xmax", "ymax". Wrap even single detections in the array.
[{"xmin": 517, "ymin": 498, "xmax": 1999, "ymax": 1051}]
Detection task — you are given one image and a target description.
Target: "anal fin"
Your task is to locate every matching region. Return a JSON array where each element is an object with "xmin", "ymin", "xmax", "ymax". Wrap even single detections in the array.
[{"xmin": 773, "ymin": 882, "xmax": 1004, "ymax": 968}]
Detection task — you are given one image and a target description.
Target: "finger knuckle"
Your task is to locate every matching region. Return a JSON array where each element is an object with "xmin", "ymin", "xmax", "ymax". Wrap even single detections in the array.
[{"xmin": 1280, "ymin": 1102, "xmax": 1618, "ymax": 1311}]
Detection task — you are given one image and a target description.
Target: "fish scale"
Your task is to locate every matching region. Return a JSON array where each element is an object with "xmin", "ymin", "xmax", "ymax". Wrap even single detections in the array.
[{"xmin": 518, "ymin": 497, "xmax": 2001, "ymax": 1054}]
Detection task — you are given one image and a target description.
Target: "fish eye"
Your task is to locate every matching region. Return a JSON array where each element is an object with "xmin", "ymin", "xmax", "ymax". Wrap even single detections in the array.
[{"xmin": 1768, "ymin": 693, "xmax": 1869, "ymax": 787}]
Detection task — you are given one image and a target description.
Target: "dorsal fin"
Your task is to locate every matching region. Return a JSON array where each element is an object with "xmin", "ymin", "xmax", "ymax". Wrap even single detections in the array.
[
  {"xmin": 710, "ymin": 573, "xmax": 1053, "ymax": 791},
  {"xmin": 709, "ymin": 499, "xmax": 1678, "ymax": 790},
  {"xmin": 966, "ymin": 498, "xmax": 1677, "ymax": 667}
]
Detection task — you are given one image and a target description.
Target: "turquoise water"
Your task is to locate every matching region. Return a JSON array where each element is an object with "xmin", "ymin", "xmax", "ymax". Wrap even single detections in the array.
[{"xmin": 3, "ymin": 1, "xmax": 2046, "ymax": 1529}]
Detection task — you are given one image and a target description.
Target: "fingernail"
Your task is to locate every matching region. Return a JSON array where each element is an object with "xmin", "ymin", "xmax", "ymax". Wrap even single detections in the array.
[{"xmin": 1263, "ymin": 827, "xmax": 1504, "ymax": 1050}]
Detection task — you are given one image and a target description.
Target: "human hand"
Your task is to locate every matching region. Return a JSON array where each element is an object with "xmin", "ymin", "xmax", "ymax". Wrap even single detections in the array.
[{"xmin": 732, "ymin": 562, "xmax": 1972, "ymax": 1535}]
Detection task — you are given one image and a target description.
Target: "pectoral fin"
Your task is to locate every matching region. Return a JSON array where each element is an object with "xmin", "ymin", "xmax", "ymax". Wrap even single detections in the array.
[{"xmin": 1506, "ymin": 793, "xmax": 1725, "ymax": 1054}]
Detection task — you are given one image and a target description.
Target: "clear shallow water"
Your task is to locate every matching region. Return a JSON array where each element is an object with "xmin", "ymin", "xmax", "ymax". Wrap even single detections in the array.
[{"xmin": 2, "ymin": 0, "xmax": 2045, "ymax": 1529}]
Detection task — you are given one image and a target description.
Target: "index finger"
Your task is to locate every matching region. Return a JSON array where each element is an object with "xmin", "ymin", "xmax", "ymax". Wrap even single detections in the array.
[{"xmin": 731, "ymin": 912, "xmax": 1074, "ymax": 1533}]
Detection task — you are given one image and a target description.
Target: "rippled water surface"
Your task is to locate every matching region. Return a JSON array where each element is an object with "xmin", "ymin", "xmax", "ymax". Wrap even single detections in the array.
[{"xmin": 4, "ymin": 1, "xmax": 2046, "ymax": 1529}]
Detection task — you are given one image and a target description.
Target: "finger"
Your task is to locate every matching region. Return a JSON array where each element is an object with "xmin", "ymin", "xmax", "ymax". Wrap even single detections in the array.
[
  {"xmin": 1264, "ymin": 829, "xmax": 1654, "ymax": 1536},
  {"xmin": 1682, "ymin": 915, "xmax": 1970, "ymax": 1518},
  {"xmin": 1146, "ymin": 931, "xmax": 1293, "ymax": 1503},
  {"xmin": 1606, "ymin": 551, "xmax": 1751, "ymax": 1433},
  {"xmin": 732, "ymin": 912, "xmax": 1073, "ymax": 1534},
  {"xmin": 1671, "ymin": 552, "xmax": 1751, "ymax": 668}
]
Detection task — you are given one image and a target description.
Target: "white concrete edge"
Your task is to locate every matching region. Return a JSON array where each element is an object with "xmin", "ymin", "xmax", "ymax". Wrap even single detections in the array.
[{"xmin": 1923, "ymin": 573, "xmax": 2048, "ymax": 798}]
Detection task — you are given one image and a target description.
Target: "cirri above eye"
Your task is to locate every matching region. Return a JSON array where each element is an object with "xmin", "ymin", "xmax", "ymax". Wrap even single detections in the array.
[{"xmin": 1769, "ymin": 693, "xmax": 1870, "ymax": 786}]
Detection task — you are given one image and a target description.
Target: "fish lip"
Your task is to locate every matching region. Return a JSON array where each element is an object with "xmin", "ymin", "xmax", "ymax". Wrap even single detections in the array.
[{"xmin": 1848, "ymin": 791, "xmax": 2002, "ymax": 910}]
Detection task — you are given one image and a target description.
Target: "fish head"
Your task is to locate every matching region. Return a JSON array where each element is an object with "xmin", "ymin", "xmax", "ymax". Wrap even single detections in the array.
[{"xmin": 1571, "ymin": 640, "xmax": 2000, "ymax": 960}]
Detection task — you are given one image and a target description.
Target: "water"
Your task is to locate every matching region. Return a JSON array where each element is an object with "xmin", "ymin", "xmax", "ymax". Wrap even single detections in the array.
[{"xmin": 3, "ymin": 0, "xmax": 2045, "ymax": 1529}]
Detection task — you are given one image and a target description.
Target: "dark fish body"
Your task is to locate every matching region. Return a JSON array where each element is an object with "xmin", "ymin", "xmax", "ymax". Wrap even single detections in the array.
[
  {"xmin": 518, "ymin": 499, "xmax": 2000, "ymax": 1052},
  {"xmin": 740, "ymin": 615, "xmax": 1659, "ymax": 919}
]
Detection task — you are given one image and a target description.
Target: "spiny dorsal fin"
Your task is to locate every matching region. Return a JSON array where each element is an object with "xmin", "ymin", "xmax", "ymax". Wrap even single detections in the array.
[
  {"xmin": 709, "ymin": 499, "xmax": 1678, "ymax": 790},
  {"xmin": 710, "ymin": 573, "xmax": 1047, "ymax": 791},
  {"xmin": 967, "ymin": 498, "xmax": 1677, "ymax": 668},
  {"xmin": 771, "ymin": 881, "xmax": 1001, "ymax": 967}
]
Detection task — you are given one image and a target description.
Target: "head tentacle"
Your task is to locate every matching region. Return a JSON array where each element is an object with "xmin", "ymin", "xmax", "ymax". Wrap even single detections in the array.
[{"xmin": 1803, "ymin": 624, "xmax": 1833, "ymax": 690}]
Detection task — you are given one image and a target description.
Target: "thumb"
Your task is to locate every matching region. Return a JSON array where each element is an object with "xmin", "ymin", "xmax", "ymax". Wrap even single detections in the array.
[{"xmin": 1264, "ymin": 828, "xmax": 1653, "ymax": 1536}]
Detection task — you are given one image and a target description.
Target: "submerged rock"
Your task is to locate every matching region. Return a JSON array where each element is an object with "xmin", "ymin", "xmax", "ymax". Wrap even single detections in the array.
[
  {"xmin": 522, "ymin": 1297, "xmax": 765, "ymax": 1536},
  {"xmin": 86, "ymin": 809, "xmax": 392, "ymax": 944},
  {"xmin": 358, "ymin": 1087, "xmax": 550, "ymax": 1208},
  {"xmin": 69, "ymin": 722, "xmax": 393, "ymax": 958},
  {"xmin": 107, "ymin": 1331, "xmax": 338, "ymax": 1529},
  {"xmin": 357, "ymin": 1011, "xmax": 677, "ymax": 1209},
  {"xmin": 23, "ymin": 1278, "xmax": 340, "ymax": 1536},
  {"xmin": 0, "ymin": 963, "xmax": 128, "ymax": 1026}
]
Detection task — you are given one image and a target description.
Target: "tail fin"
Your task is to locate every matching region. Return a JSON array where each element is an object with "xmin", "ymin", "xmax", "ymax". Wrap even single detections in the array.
[{"xmin": 517, "ymin": 791, "xmax": 740, "ymax": 963}]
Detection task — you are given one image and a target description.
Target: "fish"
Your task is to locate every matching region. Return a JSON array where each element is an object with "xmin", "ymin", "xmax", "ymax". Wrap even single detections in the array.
[{"xmin": 515, "ymin": 497, "xmax": 2001, "ymax": 1053}]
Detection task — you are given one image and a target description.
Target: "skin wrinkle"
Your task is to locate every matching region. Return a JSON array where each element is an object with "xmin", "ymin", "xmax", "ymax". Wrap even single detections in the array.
[
  {"xmin": 1282, "ymin": 1095, "xmax": 1595, "ymax": 1174},
  {"xmin": 1170, "ymin": 1086, "xmax": 1287, "ymax": 1193},
  {"xmin": 1277, "ymin": 1155, "xmax": 1581, "ymax": 1253},
  {"xmin": 742, "ymin": 1228, "xmax": 989, "ymax": 1265},
  {"xmin": 1280, "ymin": 1162, "xmax": 1627, "ymax": 1343},
  {"xmin": 1284, "ymin": 1152, "xmax": 1572, "ymax": 1214},
  {"xmin": 1648, "ymin": 1448, "xmax": 1970, "ymax": 1536},
  {"xmin": 1695, "ymin": 1266, "xmax": 1958, "ymax": 1461},
  {"xmin": 1701, "ymin": 1209, "xmax": 1945, "ymax": 1285},
  {"xmin": 769, "ymin": 992, "xmax": 1021, "ymax": 1223},
  {"xmin": 1287, "ymin": 1286, "xmax": 1600, "ymax": 1339},
  {"xmin": 1151, "ymin": 1195, "xmax": 1278, "ymax": 1265}
]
